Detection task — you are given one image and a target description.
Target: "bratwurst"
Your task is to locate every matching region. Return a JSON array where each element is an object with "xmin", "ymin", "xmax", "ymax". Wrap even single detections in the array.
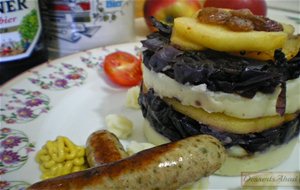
[
  {"xmin": 27, "ymin": 135, "xmax": 225, "ymax": 190},
  {"xmin": 86, "ymin": 130, "xmax": 128, "ymax": 167}
]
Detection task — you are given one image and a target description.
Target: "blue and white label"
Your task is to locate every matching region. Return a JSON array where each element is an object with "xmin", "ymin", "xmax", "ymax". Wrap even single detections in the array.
[
  {"xmin": 106, "ymin": 0, "xmax": 123, "ymax": 8},
  {"xmin": 40, "ymin": 0, "xmax": 134, "ymax": 58}
]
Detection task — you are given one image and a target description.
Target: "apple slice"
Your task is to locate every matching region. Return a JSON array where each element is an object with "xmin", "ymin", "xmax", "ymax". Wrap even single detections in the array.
[
  {"xmin": 282, "ymin": 23, "xmax": 295, "ymax": 35},
  {"xmin": 164, "ymin": 97, "xmax": 297, "ymax": 134},
  {"xmin": 171, "ymin": 17, "xmax": 288, "ymax": 52},
  {"xmin": 231, "ymin": 35, "xmax": 300, "ymax": 61},
  {"xmin": 171, "ymin": 28, "xmax": 206, "ymax": 50}
]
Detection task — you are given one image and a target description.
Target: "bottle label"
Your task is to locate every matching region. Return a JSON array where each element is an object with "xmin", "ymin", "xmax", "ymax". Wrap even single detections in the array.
[
  {"xmin": 0, "ymin": 0, "xmax": 42, "ymax": 62},
  {"xmin": 40, "ymin": 0, "xmax": 134, "ymax": 58}
]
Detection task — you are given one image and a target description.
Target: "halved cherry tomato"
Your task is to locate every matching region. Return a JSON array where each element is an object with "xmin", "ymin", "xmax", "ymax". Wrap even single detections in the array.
[{"xmin": 103, "ymin": 51, "xmax": 142, "ymax": 87}]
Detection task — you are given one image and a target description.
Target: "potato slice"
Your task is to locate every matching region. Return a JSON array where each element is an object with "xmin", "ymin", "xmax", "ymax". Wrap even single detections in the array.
[
  {"xmin": 165, "ymin": 97, "xmax": 297, "ymax": 134},
  {"xmin": 231, "ymin": 35, "xmax": 300, "ymax": 61},
  {"xmin": 172, "ymin": 17, "xmax": 288, "ymax": 52}
]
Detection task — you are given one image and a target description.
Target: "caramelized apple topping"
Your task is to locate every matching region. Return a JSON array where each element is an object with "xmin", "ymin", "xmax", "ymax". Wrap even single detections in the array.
[{"xmin": 197, "ymin": 8, "xmax": 283, "ymax": 32}]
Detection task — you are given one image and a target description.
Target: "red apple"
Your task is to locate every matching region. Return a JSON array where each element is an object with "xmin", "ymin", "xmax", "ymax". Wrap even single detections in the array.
[
  {"xmin": 144, "ymin": 0, "xmax": 202, "ymax": 31},
  {"xmin": 203, "ymin": 0, "xmax": 267, "ymax": 16}
]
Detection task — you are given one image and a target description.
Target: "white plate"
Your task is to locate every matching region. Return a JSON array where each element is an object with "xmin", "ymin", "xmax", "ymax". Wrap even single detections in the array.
[{"xmin": 1, "ymin": 42, "xmax": 299, "ymax": 190}]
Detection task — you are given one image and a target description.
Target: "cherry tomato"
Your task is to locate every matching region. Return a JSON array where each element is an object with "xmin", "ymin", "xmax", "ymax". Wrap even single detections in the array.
[
  {"xmin": 103, "ymin": 51, "xmax": 142, "ymax": 87},
  {"xmin": 203, "ymin": 0, "xmax": 267, "ymax": 16}
]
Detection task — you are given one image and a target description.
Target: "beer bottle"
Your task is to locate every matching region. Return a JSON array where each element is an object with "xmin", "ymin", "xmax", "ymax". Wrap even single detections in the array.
[{"xmin": 0, "ymin": 0, "xmax": 48, "ymax": 84}]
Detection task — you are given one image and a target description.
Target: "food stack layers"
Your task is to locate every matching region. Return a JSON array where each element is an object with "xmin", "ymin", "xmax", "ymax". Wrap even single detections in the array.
[{"xmin": 139, "ymin": 8, "xmax": 300, "ymax": 176}]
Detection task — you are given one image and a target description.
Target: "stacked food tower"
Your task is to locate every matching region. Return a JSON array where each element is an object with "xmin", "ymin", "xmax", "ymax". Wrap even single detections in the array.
[{"xmin": 139, "ymin": 7, "xmax": 300, "ymax": 175}]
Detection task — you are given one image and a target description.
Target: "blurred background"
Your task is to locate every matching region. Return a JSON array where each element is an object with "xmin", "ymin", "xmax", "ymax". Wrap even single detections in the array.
[
  {"xmin": 134, "ymin": 0, "xmax": 300, "ymax": 18},
  {"xmin": 266, "ymin": 0, "xmax": 300, "ymax": 13}
]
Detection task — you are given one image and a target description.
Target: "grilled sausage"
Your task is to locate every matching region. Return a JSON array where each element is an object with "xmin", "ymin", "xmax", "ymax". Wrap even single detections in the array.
[
  {"xmin": 27, "ymin": 135, "xmax": 226, "ymax": 190},
  {"xmin": 86, "ymin": 130, "xmax": 128, "ymax": 167}
]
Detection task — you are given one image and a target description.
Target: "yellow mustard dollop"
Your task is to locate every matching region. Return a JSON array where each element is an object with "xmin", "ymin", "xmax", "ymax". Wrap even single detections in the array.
[{"xmin": 36, "ymin": 136, "xmax": 87, "ymax": 179}]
